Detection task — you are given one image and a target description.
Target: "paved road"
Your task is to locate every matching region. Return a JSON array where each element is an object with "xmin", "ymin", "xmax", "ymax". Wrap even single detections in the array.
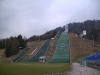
[{"xmin": 67, "ymin": 63, "xmax": 100, "ymax": 75}]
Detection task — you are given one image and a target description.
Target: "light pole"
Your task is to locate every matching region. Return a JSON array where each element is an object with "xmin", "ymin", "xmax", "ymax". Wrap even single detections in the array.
[
  {"xmin": 83, "ymin": 30, "xmax": 86, "ymax": 55},
  {"xmin": 92, "ymin": 35, "xmax": 94, "ymax": 47}
]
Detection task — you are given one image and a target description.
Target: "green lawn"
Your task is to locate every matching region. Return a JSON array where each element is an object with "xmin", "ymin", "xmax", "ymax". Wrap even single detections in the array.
[{"xmin": 0, "ymin": 62, "xmax": 71, "ymax": 75}]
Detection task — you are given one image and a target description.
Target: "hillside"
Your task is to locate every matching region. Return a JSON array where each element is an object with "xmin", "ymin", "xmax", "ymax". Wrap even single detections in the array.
[
  {"xmin": 68, "ymin": 20, "xmax": 100, "ymax": 33},
  {"xmin": 22, "ymin": 40, "xmax": 45, "ymax": 61},
  {"xmin": 28, "ymin": 27, "xmax": 65, "ymax": 42},
  {"xmin": 28, "ymin": 19, "xmax": 100, "ymax": 42},
  {"xmin": 69, "ymin": 33, "xmax": 100, "ymax": 62},
  {"xmin": 0, "ymin": 40, "xmax": 46, "ymax": 62},
  {"xmin": 1, "ymin": 19, "xmax": 100, "ymax": 61},
  {"xmin": 0, "ymin": 49, "xmax": 21, "ymax": 61},
  {"xmin": 68, "ymin": 20, "xmax": 100, "ymax": 42}
]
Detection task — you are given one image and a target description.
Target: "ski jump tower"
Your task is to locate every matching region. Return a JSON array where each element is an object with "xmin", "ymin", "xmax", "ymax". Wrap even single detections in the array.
[{"xmin": 65, "ymin": 25, "xmax": 68, "ymax": 32}]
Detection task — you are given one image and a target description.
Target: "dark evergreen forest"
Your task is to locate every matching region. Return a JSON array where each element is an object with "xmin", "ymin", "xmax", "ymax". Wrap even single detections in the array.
[
  {"xmin": 68, "ymin": 20, "xmax": 100, "ymax": 41},
  {"xmin": 0, "ymin": 35, "xmax": 27, "ymax": 57}
]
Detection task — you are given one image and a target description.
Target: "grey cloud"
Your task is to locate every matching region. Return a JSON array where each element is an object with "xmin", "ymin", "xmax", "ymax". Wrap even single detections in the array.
[{"xmin": 0, "ymin": 0, "xmax": 100, "ymax": 39}]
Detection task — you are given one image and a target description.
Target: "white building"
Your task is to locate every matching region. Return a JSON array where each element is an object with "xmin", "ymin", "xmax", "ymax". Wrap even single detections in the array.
[{"xmin": 39, "ymin": 56, "xmax": 46, "ymax": 62}]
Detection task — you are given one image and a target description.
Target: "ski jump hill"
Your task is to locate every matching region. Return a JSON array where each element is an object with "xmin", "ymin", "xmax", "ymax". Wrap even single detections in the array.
[
  {"xmin": 49, "ymin": 32, "xmax": 70, "ymax": 63},
  {"xmin": 27, "ymin": 39, "xmax": 51, "ymax": 62}
]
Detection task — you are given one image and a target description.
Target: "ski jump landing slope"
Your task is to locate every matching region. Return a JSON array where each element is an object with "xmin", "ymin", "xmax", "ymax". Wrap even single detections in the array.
[
  {"xmin": 49, "ymin": 32, "xmax": 70, "ymax": 63},
  {"xmin": 11, "ymin": 48, "xmax": 29, "ymax": 62},
  {"xmin": 27, "ymin": 39, "xmax": 51, "ymax": 62}
]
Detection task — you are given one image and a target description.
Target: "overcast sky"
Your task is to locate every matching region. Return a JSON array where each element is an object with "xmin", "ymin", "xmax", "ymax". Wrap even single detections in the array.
[{"xmin": 0, "ymin": 0, "xmax": 100, "ymax": 39}]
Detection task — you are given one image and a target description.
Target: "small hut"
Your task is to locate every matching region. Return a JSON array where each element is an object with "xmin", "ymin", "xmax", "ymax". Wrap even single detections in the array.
[{"xmin": 39, "ymin": 56, "xmax": 46, "ymax": 62}]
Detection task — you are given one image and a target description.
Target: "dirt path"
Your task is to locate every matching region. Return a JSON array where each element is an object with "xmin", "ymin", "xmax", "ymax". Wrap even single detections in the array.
[{"xmin": 67, "ymin": 63, "xmax": 100, "ymax": 75}]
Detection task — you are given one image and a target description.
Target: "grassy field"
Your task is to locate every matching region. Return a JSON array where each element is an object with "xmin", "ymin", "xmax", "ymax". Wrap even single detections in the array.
[{"xmin": 0, "ymin": 62, "xmax": 71, "ymax": 75}]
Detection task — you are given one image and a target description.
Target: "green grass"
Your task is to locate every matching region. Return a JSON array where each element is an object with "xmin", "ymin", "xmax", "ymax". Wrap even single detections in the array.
[{"xmin": 0, "ymin": 62, "xmax": 71, "ymax": 75}]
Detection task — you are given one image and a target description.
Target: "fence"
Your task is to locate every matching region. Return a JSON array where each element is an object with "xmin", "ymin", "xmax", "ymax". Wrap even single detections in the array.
[
  {"xmin": 82, "ymin": 52, "xmax": 100, "ymax": 69},
  {"xmin": 44, "ymin": 70, "xmax": 100, "ymax": 75}
]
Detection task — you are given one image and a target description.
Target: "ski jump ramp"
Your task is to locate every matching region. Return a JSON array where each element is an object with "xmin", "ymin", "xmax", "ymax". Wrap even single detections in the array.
[
  {"xmin": 49, "ymin": 32, "xmax": 70, "ymax": 63},
  {"xmin": 27, "ymin": 39, "xmax": 51, "ymax": 62}
]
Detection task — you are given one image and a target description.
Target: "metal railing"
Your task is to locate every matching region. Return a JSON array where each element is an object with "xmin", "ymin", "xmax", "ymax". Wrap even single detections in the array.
[{"xmin": 44, "ymin": 70, "xmax": 100, "ymax": 75}]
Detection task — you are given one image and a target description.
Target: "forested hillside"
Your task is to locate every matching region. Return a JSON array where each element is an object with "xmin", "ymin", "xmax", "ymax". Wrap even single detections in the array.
[
  {"xmin": 0, "ymin": 35, "xmax": 27, "ymax": 57},
  {"xmin": 28, "ymin": 27, "xmax": 65, "ymax": 42},
  {"xmin": 28, "ymin": 20, "xmax": 100, "ymax": 42},
  {"xmin": 1, "ymin": 19, "xmax": 100, "ymax": 57},
  {"xmin": 68, "ymin": 20, "xmax": 100, "ymax": 42}
]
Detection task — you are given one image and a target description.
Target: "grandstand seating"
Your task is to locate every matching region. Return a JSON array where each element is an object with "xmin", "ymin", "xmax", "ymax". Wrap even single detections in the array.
[
  {"xmin": 82, "ymin": 52, "xmax": 100, "ymax": 68},
  {"xmin": 27, "ymin": 39, "xmax": 51, "ymax": 62},
  {"xmin": 49, "ymin": 32, "xmax": 70, "ymax": 63},
  {"xmin": 83, "ymin": 52, "xmax": 100, "ymax": 60}
]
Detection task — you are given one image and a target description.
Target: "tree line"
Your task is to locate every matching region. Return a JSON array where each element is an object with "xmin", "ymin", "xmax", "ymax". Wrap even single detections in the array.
[
  {"xmin": 28, "ymin": 27, "xmax": 65, "ymax": 42},
  {"xmin": 68, "ymin": 19, "xmax": 100, "ymax": 41},
  {"xmin": 0, "ymin": 26, "xmax": 65, "ymax": 57},
  {"xmin": 28, "ymin": 19, "xmax": 100, "ymax": 42},
  {"xmin": 2, "ymin": 19, "xmax": 100, "ymax": 57},
  {"xmin": 0, "ymin": 35, "xmax": 27, "ymax": 57}
]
